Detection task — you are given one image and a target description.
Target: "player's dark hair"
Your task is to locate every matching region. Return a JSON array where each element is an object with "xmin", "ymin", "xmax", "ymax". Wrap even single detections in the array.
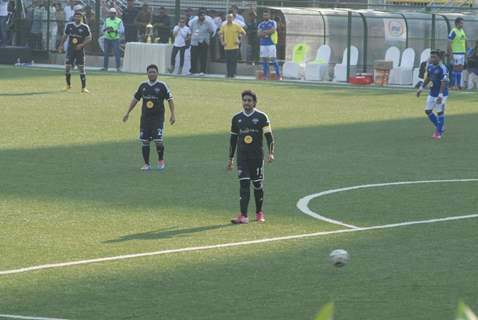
[
  {"xmin": 430, "ymin": 49, "xmax": 440, "ymax": 56},
  {"xmin": 146, "ymin": 64, "xmax": 158, "ymax": 72},
  {"xmin": 455, "ymin": 17, "xmax": 464, "ymax": 25},
  {"xmin": 241, "ymin": 90, "xmax": 257, "ymax": 104}
]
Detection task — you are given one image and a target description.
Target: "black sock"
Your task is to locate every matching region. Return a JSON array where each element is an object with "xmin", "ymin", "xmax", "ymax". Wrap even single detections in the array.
[
  {"xmin": 66, "ymin": 73, "xmax": 71, "ymax": 86},
  {"xmin": 254, "ymin": 188, "xmax": 264, "ymax": 213},
  {"xmin": 239, "ymin": 179, "xmax": 250, "ymax": 217},
  {"xmin": 80, "ymin": 74, "xmax": 86, "ymax": 88},
  {"xmin": 142, "ymin": 144, "xmax": 150, "ymax": 164},
  {"xmin": 156, "ymin": 144, "xmax": 164, "ymax": 161}
]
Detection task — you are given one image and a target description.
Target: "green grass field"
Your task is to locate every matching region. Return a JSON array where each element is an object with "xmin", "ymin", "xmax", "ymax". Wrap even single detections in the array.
[{"xmin": 1, "ymin": 65, "xmax": 478, "ymax": 320}]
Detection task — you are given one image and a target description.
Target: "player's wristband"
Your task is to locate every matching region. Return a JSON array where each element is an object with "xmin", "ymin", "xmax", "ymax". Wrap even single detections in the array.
[{"xmin": 438, "ymin": 93, "xmax": 444, "ymax": 98}]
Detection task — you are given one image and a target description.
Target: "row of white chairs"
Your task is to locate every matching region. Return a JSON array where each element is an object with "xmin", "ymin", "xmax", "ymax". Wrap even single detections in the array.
[{"xmin": 283, "ymin": 45, "xmax": 432, "ymax": 86}]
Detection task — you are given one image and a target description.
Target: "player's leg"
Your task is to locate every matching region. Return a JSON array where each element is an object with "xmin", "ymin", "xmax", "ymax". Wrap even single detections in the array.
[
  {"xmin": 153, "ymin": 123, "xmax": 165, "ymax": 170},
  {"xmin": 103, "ymin": 39, "xmax": 111, "ymax": 71},
  {"xmin": 231, "ymin": 158, "xmax": 250, "ymax": 224},
  {"xmin": 425, "ymin": 95, "xmax": 438, "ymax": 128},
  {"xmin": 269, "ymin": 46, "xmax": 281, "ymax": 79},
  {"xmin": 139, "ymin": 127, "xmax": 152, "ymax": 170},
  {"xmin": 436, "ymin": 97, "xmax": 446, "ymax": 137},
  {"xmin": 77, "ymin": 51, "xmax": 88, "ymax": 92},
  {"xmin": 250, "ymin": 158, "xmax": 265, "ymax": 222},
  {"xmin": 260, "ymin": 45, "xmax": 269, "ymax": 79},
  {"xmin": 64, "ymin": 52, "xmax": 72, "ymax": 90}
]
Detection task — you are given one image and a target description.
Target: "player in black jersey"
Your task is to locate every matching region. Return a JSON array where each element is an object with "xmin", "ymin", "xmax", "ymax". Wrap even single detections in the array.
[
  {"xmin": 58, "ymin": 10, "xmax": 92, "ymax": 93},
  {"xmin": 227, "ymin": 90, "xmax": 275, "ymax": 224},
  {"xmin": 123, "ymin": 64, "xmax": 176, "ymax": 171}
]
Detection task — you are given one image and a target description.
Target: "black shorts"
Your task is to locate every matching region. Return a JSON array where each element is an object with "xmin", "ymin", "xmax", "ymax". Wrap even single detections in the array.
[
  {"xmin": 65, "ymin": 49, "xmax": 85, "ymax": 66},
  {"xmin": 139, "ymin": 120, "xmax": 164, "ymax": 142},
  {"xmin": 237, "ymin": 157, "xmax": 264, "ymax": 181}
]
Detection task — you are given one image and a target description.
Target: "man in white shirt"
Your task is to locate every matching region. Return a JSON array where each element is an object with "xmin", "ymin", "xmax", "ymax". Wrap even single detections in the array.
[{"xmin": 169, "ymin": 16, "xmax": 191, "ymax": 74}]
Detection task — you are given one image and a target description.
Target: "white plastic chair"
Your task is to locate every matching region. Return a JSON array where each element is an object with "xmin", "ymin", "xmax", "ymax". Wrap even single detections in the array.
[
  {"xmin": 333, "ymin": 46, "xmax": 359, "ymax": 82},
  {"xmin": 283, "ymin": 43, "xmax": 311, "ymax": 79},
  {"xmin": 304, "ymin": 44, "xmax": 332, "ymax": 81},
  {"xmin": 389, "ymin": 48, "xmax": 415, "ymax": 85},
  {"xmin": 385, "ymin": 46, "xmax": 401, "ymax": 68},
  {"xmin": 412, "ymin": 48, "xmax": 431, "ymax": 86}
]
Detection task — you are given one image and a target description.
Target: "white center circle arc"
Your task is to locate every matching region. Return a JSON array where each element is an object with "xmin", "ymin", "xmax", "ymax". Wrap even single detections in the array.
[{"xmin": 296, "ymin": 179, "xmax": 478, "ymax": 229}]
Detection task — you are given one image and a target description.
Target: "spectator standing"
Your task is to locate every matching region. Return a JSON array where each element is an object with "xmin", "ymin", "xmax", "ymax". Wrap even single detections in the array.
[
  {"xmin": 184, "ymin": 7, "xmax": 193, "ymax": 24},
  {"xmin": 40, "ymin": 0, "xmax": 55, "ymax": 51},
  {"xmin": 230, "ymin": 5, "xmax": 244, "ymax": 25},
  {"xmin": 63, "ymin": 0, "xmax": 74, "ymax": 22},
  {"xmin": 467, "ymin": 40, "xmax": 478, "ymax": 90},
  {"xmin": 29, "ymin": 0, "xmax": 43, "ymax": 49},
  {"xmin": 54, "ymin": 2, "xmax": 64, "ymax": 45},
  {"xmin": 169, "ymin": 16, "xmax": 190, "ymax": 74},
  {"xmin": 135, "ymin": 3, "xmax": 151, "ymax": 41},
  {"xmin": 122, "ymin": 0, "xmax": 138, "ymax": 42},
  {"xmin": 258, "ymin": 10, "xmax": 281, "ymax": 80},
  {"xmin": 189, "ymin": 9, "xmax": 215, "ymax": 75},
  {"xmin": 447, "ymin": 17, "xmax": 467, "ymax": 90},
  {"xmin": 102, "ymin": 7, "xmax": 123, "ymax": 71},
  {"xmin": 219, "ymin": 13, "xmax": 245, "ymax": 78},
  {"xmin": 152, "ymin": 6, "xmax": 170, "ymax": 43}
]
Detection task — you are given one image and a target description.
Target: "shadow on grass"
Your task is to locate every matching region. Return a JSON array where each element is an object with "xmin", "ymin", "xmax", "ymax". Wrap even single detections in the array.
[
  {"xmin": 103, "ymin": 224, "xmax": 235, "ymax": 243},
  {"xmin": 1, "ymin": 114, "xmax": 478, "ymax": 214},
  {"xmin": 0, "ymin": 90, "xmax": 63, "ymax": 97}
]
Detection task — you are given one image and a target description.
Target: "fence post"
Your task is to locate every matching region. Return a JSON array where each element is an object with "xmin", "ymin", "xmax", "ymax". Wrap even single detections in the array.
[
  {"xmin": 47, "ymin": 0, "xmax": 51, "ymax": 58},
  {"xmin": 175, "ymin": 0, "xmax": 180, "ymax": 23},
  {"xmin": 431, "ymin": 13, "xmax": 436, "ymax": 50},
  {"xmin": 346, "ymin": 10, "xmax": 352, "ymax": 82}
]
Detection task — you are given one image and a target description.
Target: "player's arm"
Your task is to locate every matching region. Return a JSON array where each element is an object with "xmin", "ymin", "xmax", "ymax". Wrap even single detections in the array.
[
  {"xmin": 437, "ymin": 71, "xmax": 449, "ymax": 104},
  {"xmin": 77, "ymin": 34, "xmax": 92, "ymax": 50},
  {"xmin": 263, "ymin": 125, "xmax": 274, "ymax": 163},
  {"xmin": 124, "ymin": 87, "xmax": 142, "ymax": 122},
  {"xmin": 227, "ymin": 118, "xmax": 239, "ymax": 171},
  {"xmin": 416, "ymin": 76, "xmax": 430, "ymax": 97},
  {"xmin": 163, "ymin": 84, "xmax": 175, "ymax": 125},
  {"xmin": 123, "ymin": 98, "xmax": 139, "ymax": 122},
  {"xmin": 167, "ymin": 99, "xmax": 175, "ymax": 125}
]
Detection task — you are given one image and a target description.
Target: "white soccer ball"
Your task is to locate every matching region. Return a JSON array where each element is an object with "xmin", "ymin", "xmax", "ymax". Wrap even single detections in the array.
[{"xmin": 329, "ymin": 249, "xmax": 349, "ymax": 267}]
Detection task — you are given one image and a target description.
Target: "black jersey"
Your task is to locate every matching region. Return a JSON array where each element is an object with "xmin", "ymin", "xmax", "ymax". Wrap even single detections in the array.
[
  {"xmin": 64, "ymin": 22, "xmax": 91, "ymax": 50},
  {"xmin": 231, "ymin": 109, "xmax": 271, "ymax": 159},
  {"xmin": 134, "ymin": 80, "xmax": 173, "ymax": 123}
]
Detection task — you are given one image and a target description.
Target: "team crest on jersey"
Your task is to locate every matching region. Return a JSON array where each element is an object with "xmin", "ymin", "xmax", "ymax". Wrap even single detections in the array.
[
  {"xmin": 146, "ymin": 101, "xmax": 154, "ymax": 109},
  {"xmin": 238, "ymin": 119, "xmax": 242, "ymax": 123},
  {"xmin": 154, "ymin": 88, "xmax": 160, "ymax": 93},
  {"xmin": 244, "ymin": 135, "xmax": 253, "ymax": 144},
  {"xmin": 252, "ymin": 118, "xmax": 259, "ymax": 125}
]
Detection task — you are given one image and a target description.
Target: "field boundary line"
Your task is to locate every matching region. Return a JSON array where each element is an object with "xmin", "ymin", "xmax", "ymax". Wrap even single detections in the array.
[
  {"xmin": 297, "ymin": 178, "xmax": 478, "ymax": 227},
  {"xmin": 0, "ymin": 314, "xmax": 70, "ymax": 320},
  {"xmin": 1, "ymin": 213, "xmax": 478, "ymax": 277}
]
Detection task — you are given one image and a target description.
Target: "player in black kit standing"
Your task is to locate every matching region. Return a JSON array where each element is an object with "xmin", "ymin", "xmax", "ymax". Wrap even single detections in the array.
[
  {"xmin": 58, "ymin": 10, "xmax": 92, "ymax": 93},
  {"xmin": 227, "ymin": 90, "xmax": 275, "ymax": 224},
  {"xmin": 123, "ymin": 64, "xmax": 176, "ymax": 171}
]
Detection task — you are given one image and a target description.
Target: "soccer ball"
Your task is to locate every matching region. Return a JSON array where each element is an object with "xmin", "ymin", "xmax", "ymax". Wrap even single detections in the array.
[{"xmin": 329, "ymin": 249, "xmax": 349, "ymax": 267}]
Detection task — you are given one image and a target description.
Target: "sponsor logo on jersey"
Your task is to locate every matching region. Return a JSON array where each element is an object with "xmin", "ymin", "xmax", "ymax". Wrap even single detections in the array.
[
  {"xmin": 72, "ymin": 38, "xmax": 78, "ymax": 44},
  {"xmin": 154, "ymin": 88, "xmax": 161, "ymax": 93},
  {"xmin": 146, "ymin": 101, "xmax": 154, "ymax": 109},
  {"xmin": 244, "ymin": 135, "xmax": 253, "ymax": 144},
  {"xmin": 252, "ymin": 118, "xmax": 259, "ymax": 124}
]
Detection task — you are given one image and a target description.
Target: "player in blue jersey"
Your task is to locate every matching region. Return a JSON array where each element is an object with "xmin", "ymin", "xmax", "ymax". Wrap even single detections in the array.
[
  {"xmin": 257, "ymin": 11, "xmax": 281, "ymax": 80},
  {"xmin": 416, "ymin": 50, "xmax": 449, "ymax": 140}
]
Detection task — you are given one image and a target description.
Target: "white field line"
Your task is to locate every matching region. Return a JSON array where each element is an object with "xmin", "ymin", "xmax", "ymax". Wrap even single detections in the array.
[
  {"xmin": 296, "ymin": 179, "xmax": 478, "ymax": 228},
  {"xmin": 0, "ymin": 314, "xmax": 69, "ymax": 320},
  {"xmin": 1, "ymin": 213, "xmax": 478, "ymax": 277}
]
